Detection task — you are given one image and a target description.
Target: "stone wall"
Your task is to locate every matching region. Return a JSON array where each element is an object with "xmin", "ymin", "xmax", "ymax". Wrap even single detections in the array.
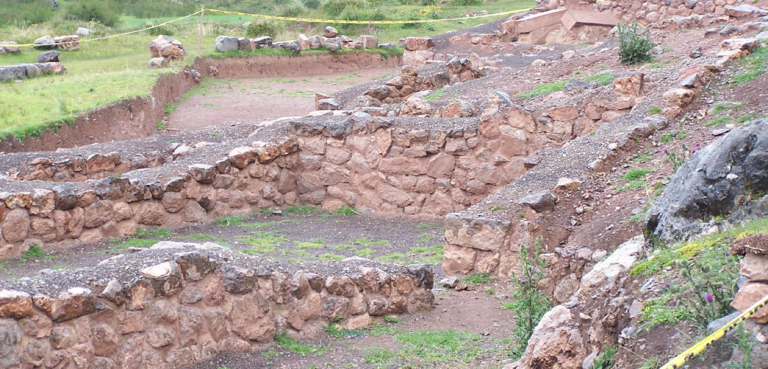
[
  {"xmin": 0, "ymin": 114, "xmax": 536, "ymax": 260},
  {"xmin": 0, "ymin": 242, "xmax": 434, "ymax": 368},
  {"xmin": 533, "ymin": 0, "xmax": 754, "ymax": 22}
]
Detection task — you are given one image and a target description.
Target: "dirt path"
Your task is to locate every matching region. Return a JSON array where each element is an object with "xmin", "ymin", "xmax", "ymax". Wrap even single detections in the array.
[{"xmin": 167, "ymin": 68, "xmax": 397, "ymax": 130}]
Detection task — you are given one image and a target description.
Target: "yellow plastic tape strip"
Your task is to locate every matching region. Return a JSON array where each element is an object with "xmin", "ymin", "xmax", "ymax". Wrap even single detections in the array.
[
  {"xmin": 660, "ymin": 293, "xmax": 768, "ymax": 369},
  {"xmin": 11, "ymin": 11, "xmax": 202, "ymax": 48},
  {"xmin": 206, "ymin": 7, "xmax": 530, "ymax": 24}
]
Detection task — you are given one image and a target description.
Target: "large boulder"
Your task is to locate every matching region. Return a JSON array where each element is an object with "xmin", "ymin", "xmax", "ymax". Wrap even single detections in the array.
[
  {"xmin": 0, "ymin": 41, "xmax": 20, "ymax": 54},
  {"xmin": 645, "ymin": 120, "xmax": 768, "ymax": 243},
  {"xmin": 253, "ymin": 36, "xmax": 273, "ymax": 48},
  {"xmin": 37, "ymin": 50, "xmax": 60, "ymax": 63},
  {"xmin": 149, "ymin": 35, "xmax": 185, "ymax": 60},
  {"xmin": 33, "ymin": 35, "xmax": 55, "ymax": 50},
  {"xmin": 54, "ymin": 35, "xmax": 79, "ymax": 50},
  {"xmin": 273, "ymin": 40, "xmax": 301, "ymax": 52},
  {"xmin": 324, "ymin": 26, "xmax": 339, "ymax": 38}
]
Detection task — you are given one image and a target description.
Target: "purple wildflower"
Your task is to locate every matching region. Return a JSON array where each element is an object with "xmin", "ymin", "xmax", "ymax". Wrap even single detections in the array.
[
  {"xmin": 705, "ymin": 293, "xmax": 713, "ymax": 302},
  {"xmin": 725, "ymin": 251, "xmax": 731, "ymax": 257},
  {"xmin": 663, "ymin": 148, "xmax": 668, "ymax": 154},
  {"xmin": 665, "ymin": 283, "xmax": 670, "ymax": 288},
  {"xmin": 691, "ymin": 149, "xmax": 696, "ymax": 154},
  {"xmin": 695, "ymin": 143, "xmax": 701, "ymax": 147}
]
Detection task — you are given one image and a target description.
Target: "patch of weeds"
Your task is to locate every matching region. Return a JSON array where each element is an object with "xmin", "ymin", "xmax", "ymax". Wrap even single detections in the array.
[
  {"xmin": 416, "ymin": 233, "xmax": 435, "ymax": 243},
  {"xmin": 50, "ymin": 265, "xmax": 72, "ymax": 271},
  {"xmin": 659, "ymin": 133, "xmax": 675, "ymax": 143},
  {"xmin": 274, "ymin": 332, "xmax": 327, "ymax": 356},
  {"xmin": 410, "ymin": 244, "xmax": 444, "ymax": 264},
  {"xmin": 297, "ymin": 238, "xmax": 324, "ymax": 249},
  {"xmin": 489, "ymin": 205, "xmax": 504, "ymax": 212},
  {"xmin": 215, "ymin": 215, "xmax": 251, "ymax": 227},
  {"xmin": 462, "ymin": 273, "xmax": 491, "ymax": 285},
  {"xmin": 325, "ymin": 322, "xmax": 365, "ymax": 338},
  {"xmin": 706, "ymin": 116, "xmax": 733, "ymax": 127},
  {"xmin": 356, "ymin": 248, "xmax": 374, "ymax": 257},
  {"xmin": 353, "ymin": 237, "xmax": 390, "ymax": 247},
  {"xmin": 237, "ymin": 231, "xmax": 287, "ymax": 254},
  {"xmin": 134, "ymin": 228, "xmax": 172, "ymax": 238},
  {"xmin": 186, "ymin": 233, "xmax": 226, "ymax": 242},
  {"xmin": 369, "ymin": 324, "xmax": 398, "ymax": 337},
  {"xmin": 617, "ymin": 21, "xmax": 656, "ymax": 65},
  {"xmin": 737, "ymin": 113, "xmax": 760, "ymax": 124},
  {"xmin": 516, "ymin": 80, "xmax": 566, "ymax": 100},
  {"xmin": 507, "ymin": 238, "xmax": 550, "ymax": 359},
  {"xmin": 261, "ymin": 348, "xmax": 280, "ymax": 358},
  {"xmin": 623, "ymin": 168, "xmax": 654, "ymax": 181},
  {"xmin": 711, "ymin": 102, "xmax": 743, "ymax": 115},
  {"xmin": 22, "ymin": 244, "xmax": 45, "ymax": 260},
  {"xmin": 632, "ymin": 153, "xmax": 652, "ymax": 163},
  {"xmin": 617, "ymin": 180, "xmax": 648, "ymax": 192},
  {"xmin": 332, "ymin": 205, "xmax": 358, "ymax": 215},
  {"xmin": 384, "ymin": 316, "xmax": 402, "ymax": 324},
  {"xmin": 242, "ymin": 220, "xmax": 298, "ymax": 228},
  {"xmin": 630, "ymin": 205, "xmax": 651, "ymax": 222},
  {"xmin": 363, "ymin": 347, "xmax": 398, "ymax": 365},
  {"xmin": 379, "ymin": 252, "xmax": 408, "ymax": 263},
  {"xmin": 592, "ymin": 345, "xmax": 617, "ymax": 369},
  {"xmin": 727, "ymin": 323, "xmax": 756, "ymax": 369},
  {"xmin": 258, "ymin": 208, "xmax": 274, "ymax": 215},
  {"xmin": 284, "ymin": 205, "xmax": 318, "ymax": 215},
  {"xmin": 648, "ymin": 107, "xmax": 662, "ymax": 115},
  {"xmin": 392, "ymin": 330, "xmax": 483, "ymax": 366},
  {"xmin": 486, "ymin": 287, "xmax": 495, "ymax": 295},
  {"xmin": 331, "ymin": 244, "xmax": 355, "ymax": 251},
  {"xmin": 423, "ymin": 90, "xmax": 446, "ymax": 101},
  {"xmin": 638, "ymin": 356, "xmax": 663, "ymax": 369},
  {"xmin": 319, "ymin": 253, "xmax": 345, "ymax": 261},
  {"xmin": 732, "ymin": 46, "xmax": 767, "ymax": 85},
  {"xmin": 582, "ymin": 71, "xmax": 616, "ymax": 85},
  {"xmin": 415, "ymin": 223, "xmax": 435, "ymax": 229}
]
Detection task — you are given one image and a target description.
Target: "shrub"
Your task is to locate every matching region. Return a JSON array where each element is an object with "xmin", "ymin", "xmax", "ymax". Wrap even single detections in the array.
[
  {"xmin": 66, "ymin": 0, "xmax": 121, "ymax": 27},
  {"xmin": 617, "ymin": 21, "xmax": 655, "ymax": 65},
  {"xmin": 324, "ymin": 0, "xmax": 357, "ymax": 16},
  {"xmin": 0, "ymin": 0, "xmax": 54, "ymax": 26},
  {"xmin": 303, "ymin": 0, "xmax": 321, "ymax": 9},
  {"xmin": 147, "ymin": 24, "xmax": 175, "ymax": 36},
  {"xmin": 247, "ymin": 20, "xmax": 283, "ymax": 38},
  {"xmin": 507, "ymin": 238, "xmax": 550, "ymax": 359}
]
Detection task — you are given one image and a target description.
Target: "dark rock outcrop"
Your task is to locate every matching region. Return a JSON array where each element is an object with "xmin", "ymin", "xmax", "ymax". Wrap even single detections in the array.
[{"xmin": 645, "ymin": 119, "xmax": 768, "ymax": 242}]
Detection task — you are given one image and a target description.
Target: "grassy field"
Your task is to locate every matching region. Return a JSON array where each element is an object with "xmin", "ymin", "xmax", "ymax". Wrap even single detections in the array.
[{"xmin": 0, "ymin": 0, "xmax": 533, "ymax": 140}]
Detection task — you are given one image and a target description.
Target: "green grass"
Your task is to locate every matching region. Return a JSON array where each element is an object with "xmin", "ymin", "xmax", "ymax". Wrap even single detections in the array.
[
  {"xmin": 706, "ymin": 116, "xmax": 733, "ymax": 127},
  {"xmin": 516, "ymin": 80, "xmax": 565, "ymax": 100},
  {"xmin": 50, "ymin": 265, "xmax": 73, "ymax": 270},
  {"xmin": 732, "ymin": 46, "xmax": 767, "ymax": 85},
  {"xmin": 462, "ymin": 273, "xmax": 491, "ymax": 285},
  {"xmin": 237, "ymin": 231, "xmax": 287, "ymax": 253},
  {"xmin": 296, "ymin": 238, "xmax": 324, "ymax": 249},
  {"xmin": 241, "ymin": 219, "xmax": 298, "ymax": 228},
  {"xmin": 283, "ymin": 205, "xmax": 318, "ymax": 215},
  {"xmin": 274, "ymin": 332, "xmax": 327, "ymax": 356},
  {"xmin": 356, "ymin": 248, "xmax": 374, "ymax": 257},
  {"xmin": 648, "ymin": 107, "xmax": 662, "ymax": 115},
  {"xmin": 319, "ymin": 253, "xmax": 345, "ymax": 261},
  {"xmin": 631, "ymin": 153, "xmax": 652, "ymax": 163},
  {"xmin": 331, "ymin": 205, "xmax": 358, "ymax": 216},
  {"xmin": 582, "ymin": 71, "xmax": 616, "ymax": 85},
  {"xmin": 415, "ymin": 223, "xmax": 435, "ymax": 229},
  {"xmin": 711, "ymin": 102, "xmax": 743, "ymax": 115},
  {"xmin": 353, "ymin": 237, "xmax": 390, "ymax": 247},
  {"xmin": 623, "ymin": 168, "xmax": 654, "ymax": 181},
  {"xmin": 134, "ymin": 228, "xmax": 172, "ymax": 238},
  {"xmin": 185, "ymin": 233, "xmax": 227, "ymax": 242},
  {"xmin": 21, "ymin": 244, "xmax": 45, "ymax": 260},
  {"xmin": 215, "ymin": 215, "xmax": 251, "ymax": 227}
]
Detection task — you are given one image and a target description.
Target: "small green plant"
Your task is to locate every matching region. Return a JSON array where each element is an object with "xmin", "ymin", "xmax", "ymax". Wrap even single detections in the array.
[
  {"xmin": 732, "ymin": 46, "xmax": 767, "ymax": 85},
  {"xmin": 592, "ymin": 345, "xmax": 617, "ymax": 369},
  {"xmin": 638, "ymin": 355, "xmax": 663, "ymax": 369},
  {"xmin": 332, "ymin": 206, "xmax": 358, "ymax": 215},
  {"xmin": 664, "ymin": 144, "xmax": 695, "ymax": 172},
  {"xmin": 353, "ymin": 237, "xmax": 390, "ymax": 247},
  {"xmin": 726, "ymin": 323, "xmax": 756, "ymax": 369},
  {"xmin": 215, "ymin": 215, "xmax": 251, "ymax": 227},
  {"xmin": 489, "ymin": 205, "xmax": 504, "ymax": 212},
  {"xmin": 134, "ymin": 229, "xmax": 172, "ymax": 238},
  {"xmin": 246, "ymin": 20, "xmax": 284, "ymax": 38},
  {"xmin": 22, "ymin": 244, "xmax": 45, "ymax": 260},
  {"xmin": 237, "ymin": 231, "xmax": 288, "ymax": 253},
  {"xmin": 617, "ymin": 21, "xmax": 656, "ymax": 65},
  {"xmin": 507, "ymin": 238, "xmax": 550, "ymax": 359},
  {"xmin": 384, "ymin": 316, "xmax": 402, "ymax": 324},
  {"xmin": 623, "ymin": 168, "xmax": 654, "ymax": 181},
  {"xmin": 517, "ymin": 81, "xmax": 566, "ymax": 100},
  {"xmin": 648, "ymin": 107, "xmax": 662, "ymax": 115},
  {"xmin": 462, "ymin": 273, "xmax": 491, "ymax": 285},
  {"xmin": 356, "ymin": 248, "xmax": 374, "ymax": 257},
  {"xmin": 284, "ymin": 206, "xmax": 318, "ymax": 215},
  {"xmin": 274, "ymin": 332, "xmax": 327, "ymax": 356},
  {"xmin": 319, "ymin": 253, "xmax": 345, "ymax": 261}
]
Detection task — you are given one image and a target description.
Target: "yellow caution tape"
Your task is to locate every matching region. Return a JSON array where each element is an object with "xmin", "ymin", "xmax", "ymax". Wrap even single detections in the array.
[
  {"xmin": 206, "ymin": 7, "xmax": 531, "ymax": 24},
  {"xmin": 660, "ymin": 293, "xmax": 768, "ymax": 369},
  {"xmin": 10, "ymin": 11, "xmax": 202, "ymax": 48}
]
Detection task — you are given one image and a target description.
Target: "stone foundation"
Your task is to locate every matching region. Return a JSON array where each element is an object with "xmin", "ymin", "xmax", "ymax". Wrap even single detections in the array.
[{"xmin": 0, "ymin": 242, "xmax": 434, "ymax": 368}]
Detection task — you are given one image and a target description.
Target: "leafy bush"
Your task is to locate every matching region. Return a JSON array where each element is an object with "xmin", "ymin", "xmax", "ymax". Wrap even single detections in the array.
[
  {"xmin": 0, "ymin": 0, "xmax": 54, "ymax": 26},
  {"xmin": 302, "ymin": 0, "xmax": 321, "ymax": 9},
  {"xmin": 147, "ymin": 24, "xmax": 175, "ymax": 36},
  {"xmin": 617, "ymin": 21, "xmax": 655, "ymax": 65},
  {"xmin": 506, "ymin": 238, "xmax": 550, "ymax": 359},
  {"xmin": 246, "ymin": 20, "xmax": 283, "ymax": 38},
  {"xmin": 324, "ymin": 0, "xmax": 351, "ymax": 16},
  {"xmin": 66, "ymin": 0, "xmax": 121, "ymax": 27}
]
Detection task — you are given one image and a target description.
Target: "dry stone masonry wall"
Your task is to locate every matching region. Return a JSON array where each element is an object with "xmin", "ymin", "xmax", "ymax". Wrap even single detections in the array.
[{"xmin": 0, "ymin": 243, "xmax": 434, "ymax": 368}]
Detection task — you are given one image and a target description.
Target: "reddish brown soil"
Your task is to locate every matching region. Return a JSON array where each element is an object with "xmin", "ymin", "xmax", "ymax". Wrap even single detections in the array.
[{"xmin": 168, "ymin": 68, "xmax": 397, "ymax": 130}]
